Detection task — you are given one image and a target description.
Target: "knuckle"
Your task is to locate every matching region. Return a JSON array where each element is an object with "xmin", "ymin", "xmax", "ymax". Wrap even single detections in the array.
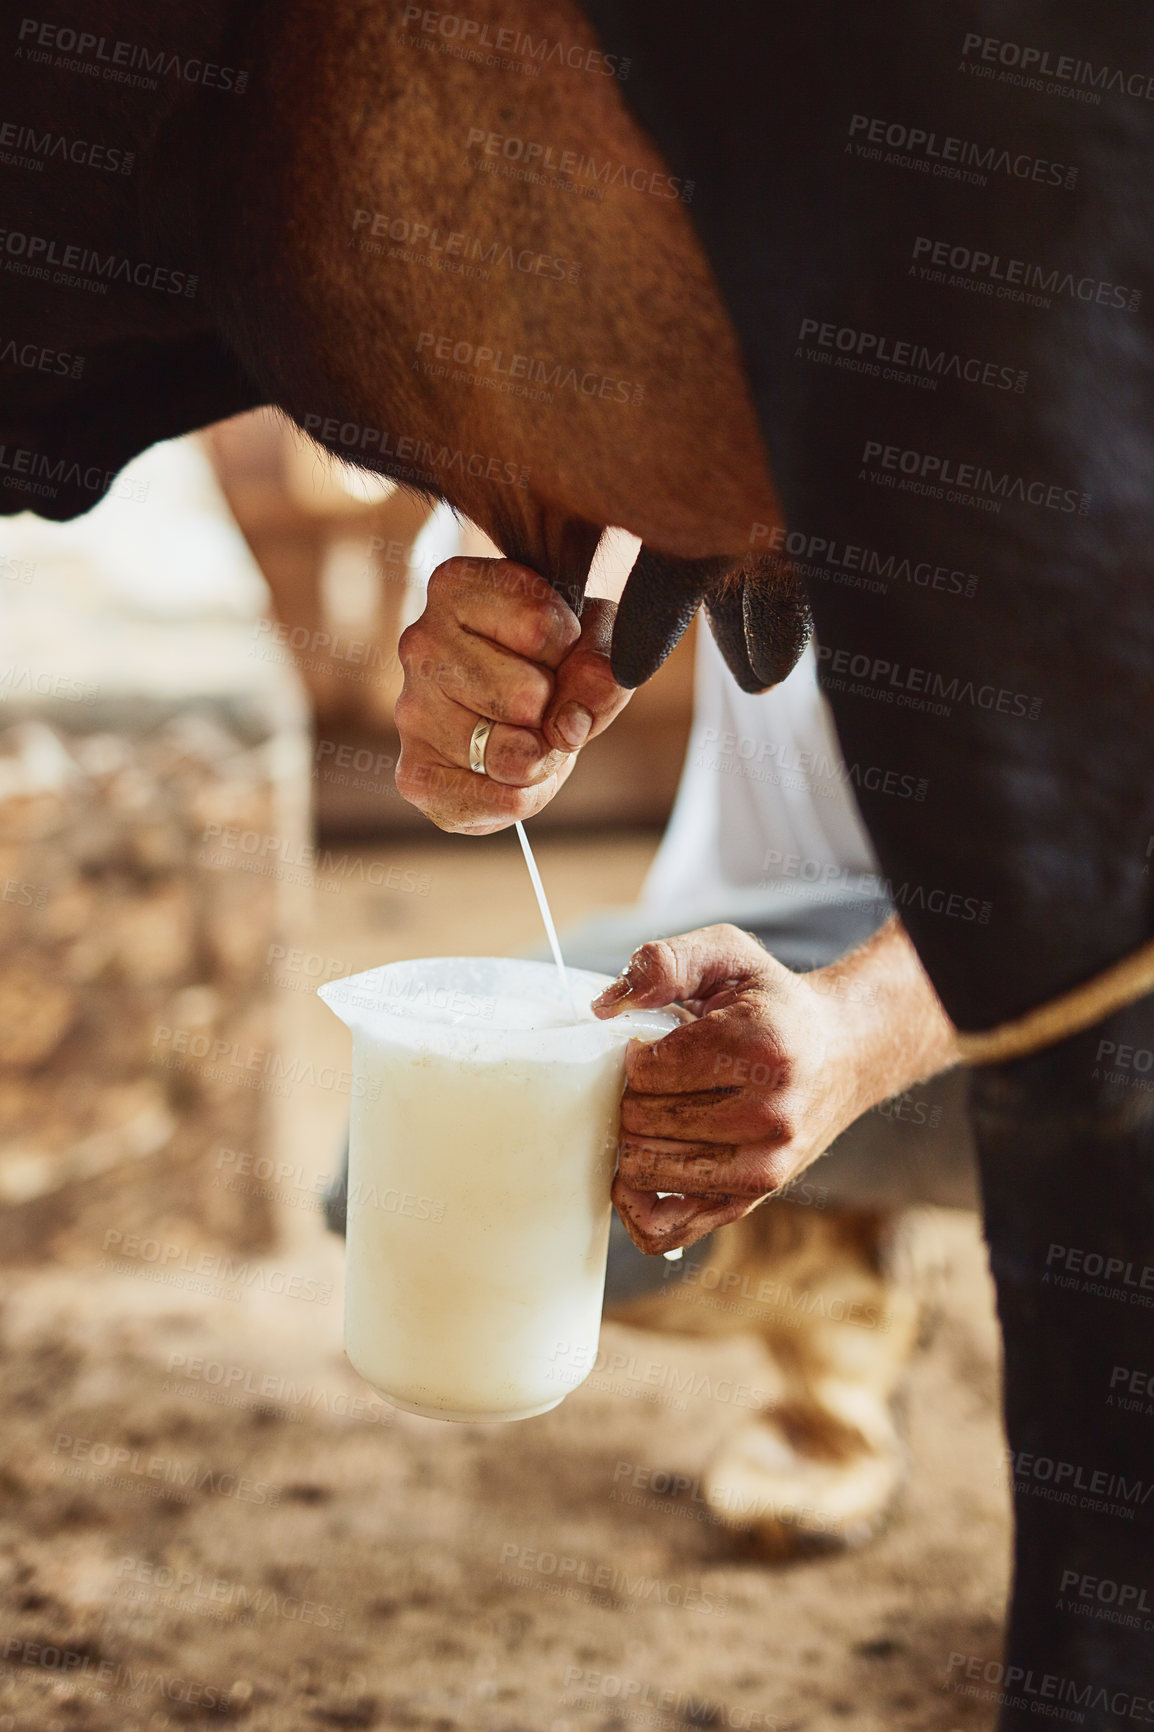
[
  {"xmin": 397, "ymin": 620, "xmax": 429, "ymax": 670},
  {"xmin": 427, "ymin": 557, "xmax": 469, "ymax": 598},
  {"xmin": 392, "ymin": 689, "xmax": 420, "ymax": 733},
  {"xmin": 522, "ymin": 600, "xmax": 571, "ymax": 662},
  {"xmin": 759, "ymin": 1103, "xmax": 797, "ymax": 1147},
  {"xmin": 755, "ymin": 1148, "xmax": 795, "ymax": 1193},
  {"xmin": 394, "ymin": 761, "xmax": 432, "ymax": 810},
  {"xmin": 483, "ymin": 778, "xmax": 535, "ymax": 820},
  {"xmin": 729, "ymin": 1082, "xmax": 790, "ymax": 1139},
  {"xmin": 615, "ymin": 1129, "xmax": 652, "ymax": 1162},
  {"xmin": 486, "ymin": 559, "xmax": 545, "ymax": 601},
  {"xmin": 629, "ymin": 938, "xmax": 675, "ymax": 986},
  {"xmin": 618, "ymin": 1096, "xmax": 656, "ymax": 1136},
  {"xmin": 503, "ymin": 673, "xmax": 551, "ymax": 727},
  {"xmin": 768, "ymin": 1050, "xmax": 793, "ymax": 1092},
  {"xmin": 562, "ymin": 646, "xmax": 619, "ymax": 703}
]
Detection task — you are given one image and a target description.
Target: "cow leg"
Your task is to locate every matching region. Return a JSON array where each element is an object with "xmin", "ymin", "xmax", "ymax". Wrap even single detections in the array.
[
  {"xmin": 968, "ymin": 999, "xmax": 1154, "ymax": 1728},
  {"xmin": 608, "ymin": 1199, "xmax": 926, "ymax": 1556}
]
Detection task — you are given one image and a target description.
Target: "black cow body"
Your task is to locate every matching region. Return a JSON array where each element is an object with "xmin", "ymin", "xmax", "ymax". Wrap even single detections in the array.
[
  {"xmin": 585, "ymin": 7, "xmax": 1154, "ymax": 1720},
  {"xmin": 0, "ymin": 6, "xmax": 264, "ymax": 515},
  {"xmin": 4, "ymin": 4, "xmax": 1154, "ymax": 1722}
]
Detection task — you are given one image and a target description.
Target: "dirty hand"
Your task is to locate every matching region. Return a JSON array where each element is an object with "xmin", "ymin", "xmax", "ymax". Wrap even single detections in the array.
[
  {"xmin": 395, "ymin": 557, "xmax": 631, "ymax": 833},
  {"xmin": 592, "ymin": 920, "xmax": 959, "ymax": 1255}
]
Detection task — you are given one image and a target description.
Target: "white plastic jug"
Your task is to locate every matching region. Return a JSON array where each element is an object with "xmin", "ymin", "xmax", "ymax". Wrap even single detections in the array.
[{"xmin": 319, "ymin": 956, "xmax": 678, "ymax": 1422}]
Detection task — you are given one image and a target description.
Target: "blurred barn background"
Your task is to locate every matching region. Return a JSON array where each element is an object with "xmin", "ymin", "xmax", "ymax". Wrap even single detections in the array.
[
  {"xmin": 0, "ymin": 421, "xmax": 1007, "ymax": 1732},
  {"xmin": 0, "ymin": 411, "xmax": 695, "ymax": 1266}
]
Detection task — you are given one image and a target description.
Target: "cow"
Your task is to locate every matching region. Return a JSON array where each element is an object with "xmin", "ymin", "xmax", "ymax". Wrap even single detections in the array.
[{"xmin": 3, "ymin": 4, "xmax": 1153, "ymax": 1723}]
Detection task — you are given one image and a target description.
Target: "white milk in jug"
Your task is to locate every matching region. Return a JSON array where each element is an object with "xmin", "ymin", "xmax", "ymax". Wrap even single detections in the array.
[{"xmin": 319, "ymin": 957, "xmax": 678, "ymax": 1422}]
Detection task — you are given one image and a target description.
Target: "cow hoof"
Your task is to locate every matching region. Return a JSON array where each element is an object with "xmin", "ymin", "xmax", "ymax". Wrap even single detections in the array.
[{"xmin": 704, "ymin": 1394, "xmax": 908, "ymax": 1558}]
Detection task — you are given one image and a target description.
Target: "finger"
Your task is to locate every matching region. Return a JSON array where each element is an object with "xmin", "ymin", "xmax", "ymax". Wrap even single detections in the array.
[
  {"xmin": 623, "ymin": 997, "xmax": 797, "ymax": 1087},
  {"xmin": 543, "ymin": 597, "xmax": 633, "ymax": 753},
  {"xmin": 393, "ymin": 686, "xmax": 569, "ymax": 788},
  {"xmin": 619, "ymin": 1084, "xmax": 789, "ymax": 1144},
  {"xmin": 432, "ymin": 557, "xmax": 581, "ymax": 669},
  {"xmin": 624, "ymin": 999, "xmax": 789, "ymax": 1096},
  {"xmin": 611, "ymin": 1176, "xmax": 761, "ymax": 1255},
  {"xmin": 616, "ymin": 1134, "xmax": 784, "ymax": 1199},
  {"xmin": 590, "ymin": 925, "xmax": 770, "ymax": 1018},
  {"xmin": 429, "ymin": 622, "xmax": 558, "ymax": 730},
  {"xmin": 394, "ymin": 752, "xmax": 570, "ymax": 833}
]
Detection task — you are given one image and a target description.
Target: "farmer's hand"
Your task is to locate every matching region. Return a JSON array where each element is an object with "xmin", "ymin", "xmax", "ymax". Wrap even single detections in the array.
[
  {"xmin": 395, "ymin": 557, "xmax": 631, "ymax": 832},
  {"xmin": 592, "ymin": 919, "xmax": 959, "ymax": 1254}
]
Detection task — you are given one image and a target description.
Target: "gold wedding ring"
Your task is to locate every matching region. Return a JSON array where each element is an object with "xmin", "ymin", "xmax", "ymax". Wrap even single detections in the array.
[{"xmin": 468, "ymin": 716, "xmax": 495, "ymax": 775}]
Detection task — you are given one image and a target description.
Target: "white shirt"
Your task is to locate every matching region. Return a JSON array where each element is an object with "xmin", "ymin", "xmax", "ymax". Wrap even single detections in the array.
[{"xmin": 642, "ymin": 626, "xmax": 880, "ymax": 913}]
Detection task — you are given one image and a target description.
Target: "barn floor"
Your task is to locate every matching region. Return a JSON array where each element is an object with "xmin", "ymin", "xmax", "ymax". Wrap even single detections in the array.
[{"xmin": 0, "ymin": 831, "xmax": 1010, "ymax": 1732}]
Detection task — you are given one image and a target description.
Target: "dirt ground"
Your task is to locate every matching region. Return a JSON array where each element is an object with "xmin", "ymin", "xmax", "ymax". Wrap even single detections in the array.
[{"xmin": 0, "ymin": 832, "xmax": 1011, "ymax": 1732}]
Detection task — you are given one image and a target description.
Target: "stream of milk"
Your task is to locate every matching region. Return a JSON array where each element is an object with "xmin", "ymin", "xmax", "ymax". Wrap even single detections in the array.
[{"xmin": 514, "ymin": 818, "xmax": 573, "ymax": 1011}]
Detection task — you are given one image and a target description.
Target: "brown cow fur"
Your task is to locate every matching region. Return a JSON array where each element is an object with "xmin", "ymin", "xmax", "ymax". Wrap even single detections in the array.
[{"xmin": 203, "ymin": 0, "xmax": 780, "ymax": 580}]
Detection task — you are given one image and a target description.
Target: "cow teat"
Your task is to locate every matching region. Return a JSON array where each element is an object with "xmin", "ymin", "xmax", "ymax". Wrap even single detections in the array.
[{"xmin": 610, "ymin": 550, "xmax": 812, "ymax": 694}]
